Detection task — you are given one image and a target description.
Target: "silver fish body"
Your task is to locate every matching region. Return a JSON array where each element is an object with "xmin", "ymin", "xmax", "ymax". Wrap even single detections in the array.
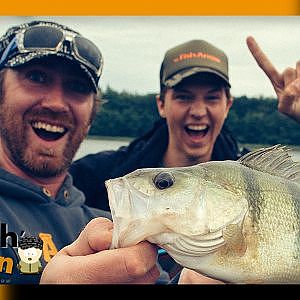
[{"xmin": 106, "ymin": 145, "xmax": 300, "ymax": 283}]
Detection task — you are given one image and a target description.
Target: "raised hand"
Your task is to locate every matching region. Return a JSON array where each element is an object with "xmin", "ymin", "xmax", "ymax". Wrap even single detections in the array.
[{"xmin": 247, "ymin": 36, "xmax": 300, "ymax": 123}]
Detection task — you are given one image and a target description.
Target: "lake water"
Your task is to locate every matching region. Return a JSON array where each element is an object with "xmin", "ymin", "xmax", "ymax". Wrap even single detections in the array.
[
  {"xmin": 74, "ymin": 137, "xmax": 300, "ymax": 162},
  {"xmin": 74, "ymin": 138, "xmax": 131, "ymax": 160}
]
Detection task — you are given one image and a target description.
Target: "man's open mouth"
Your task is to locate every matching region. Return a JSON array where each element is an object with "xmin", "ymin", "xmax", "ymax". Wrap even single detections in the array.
[
  {"xmin": 31, "ymin": 121, "xmax": 68, "ymax": 141},
  {"xmin": 184, "ymin": 124, "xmax": 209, "ymax": 138}
]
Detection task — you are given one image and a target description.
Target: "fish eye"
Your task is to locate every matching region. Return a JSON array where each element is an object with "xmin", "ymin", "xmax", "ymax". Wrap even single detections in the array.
[{"xmin": 153, "ymin": 172, "xmax": 175, "ymax": 190}]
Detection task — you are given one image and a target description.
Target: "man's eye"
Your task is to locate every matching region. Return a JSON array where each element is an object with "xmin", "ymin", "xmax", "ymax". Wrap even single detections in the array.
[
  {"xmin": 206, "ymin": 95, "xmax": 221, "ymax": 101},
  {"xmin": 25, "ymin": 70, "xmax": 47, "ymax": 83},
  {"xmin": 66, "ymin": 81, "xmax": 92, "ymax": 94},
  {"xmin": 175, "ymin": 94, "xmax": 192, "ymax": 101}
]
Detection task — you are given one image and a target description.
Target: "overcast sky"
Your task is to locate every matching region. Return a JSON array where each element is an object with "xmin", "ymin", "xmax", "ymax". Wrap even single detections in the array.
[{"xmin": 1, "ymin": 16, "xmax": 300, "ymax": 98}]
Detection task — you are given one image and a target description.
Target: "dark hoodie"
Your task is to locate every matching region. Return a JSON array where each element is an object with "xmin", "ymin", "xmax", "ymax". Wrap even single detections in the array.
[
  {"xmin": 0, "ymin": 168, "xmax": 110, "ymax": 284},
  {"xmin": 70, "ymin": 118, "xmax": 249, "ymax": 211}
]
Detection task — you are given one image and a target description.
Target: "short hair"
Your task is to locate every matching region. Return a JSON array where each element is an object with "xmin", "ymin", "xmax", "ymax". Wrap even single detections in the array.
[
  {"xmin": 18, "ymin": 235, "xmax": 43, "ymax": 250},
  {"xmin": 159, "ymin": 73, "xmax": 232, "ymax": 102}
]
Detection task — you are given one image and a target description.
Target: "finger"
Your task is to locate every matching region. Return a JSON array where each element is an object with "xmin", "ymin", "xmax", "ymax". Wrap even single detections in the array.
[
  {"xmin": 131, "ymin": 265, "xmax": 161, "ymax": 284},
  {"xmin": 44, "ymin": 240, "xmax": 159, "ymax": 284},
  {"xmin": 246, "ymin": 36, "xmax": 282, "ymax": 88},
  {"xmin": 114, "ymin": 242, "xmax": 159, "ymax": 283},
  {"xmin": 121, "ymin": 241, "xmax": 159, "ymax": 278},
  {"xmin": 282, "ymin": 67, "xmax": 296, "ymax": 87},
  {"xmin": 296, "ymin": 60, "xmax": 300, "ymax": 78},
  {"xmin": 76, "ymin": 241, "xmax": 158, "ymax": 283},
  {"xmin": 48, "ymin": 242, "xmax": 160, "ymax": 284},
  {"xmin": 278, "ymin": 80, "xmax": 300, "ymax": 115},
  {"xmin": 64, "ymin": 217, "xmax": 113, "ymax": 256}
]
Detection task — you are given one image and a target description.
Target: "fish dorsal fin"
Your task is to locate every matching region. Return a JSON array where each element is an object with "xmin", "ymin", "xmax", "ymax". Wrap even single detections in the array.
[{"xmin": 237, "ymin": 144, "xmax": 300, "ymax": 183}]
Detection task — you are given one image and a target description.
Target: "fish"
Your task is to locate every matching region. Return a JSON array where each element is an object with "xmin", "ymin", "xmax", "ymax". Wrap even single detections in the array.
[{"xmin": 105, "ymin": 145, "xmax": 300, "ymax": 284}]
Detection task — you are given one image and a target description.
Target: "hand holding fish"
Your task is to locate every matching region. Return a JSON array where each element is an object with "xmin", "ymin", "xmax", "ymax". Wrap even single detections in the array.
[
  {"xmin": 40, "ymin": 217, "xmax": 160, "ymax": 284},
  {"xmin": 247, "ymin": 36, "xmax": 300, "ymax": 124}
]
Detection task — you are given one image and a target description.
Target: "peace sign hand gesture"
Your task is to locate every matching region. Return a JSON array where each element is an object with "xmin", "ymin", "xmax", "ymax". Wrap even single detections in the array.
[{"xmin": 247, "ymin": 36, "xmax": 300, "ymax": 123}]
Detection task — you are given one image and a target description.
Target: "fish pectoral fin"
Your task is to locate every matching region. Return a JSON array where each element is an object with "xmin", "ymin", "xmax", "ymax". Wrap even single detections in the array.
[{"xmin": 222, "ymin": 224, "xmax": 247, "ymax": 257}]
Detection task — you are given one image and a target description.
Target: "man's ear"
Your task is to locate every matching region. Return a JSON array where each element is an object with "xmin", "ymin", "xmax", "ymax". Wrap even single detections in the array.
[
  {"xmin": 156, "ymin": 94, "xmax": 166, "ymax": 118},
  {"xmin": 225, "ymin": 96, "xmax": 234, "ymax": 118}
]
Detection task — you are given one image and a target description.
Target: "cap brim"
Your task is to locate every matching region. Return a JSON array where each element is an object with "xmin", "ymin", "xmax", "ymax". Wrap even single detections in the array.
[
  {"xmin": 5, "ymin": 52, "xmax": 98, "ymax": 92},
  {"xmin": 164, "ymin": 67, "xmax": 231, "ymax": 88}
]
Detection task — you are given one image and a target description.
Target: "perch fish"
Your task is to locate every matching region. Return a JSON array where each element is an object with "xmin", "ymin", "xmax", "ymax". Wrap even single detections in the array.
[{"xmin": 105, "ymin": 145, "xmax": 300, "ymax": 283}]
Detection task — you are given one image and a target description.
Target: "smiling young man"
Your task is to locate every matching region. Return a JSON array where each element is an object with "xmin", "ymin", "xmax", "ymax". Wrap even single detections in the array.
[
  {"xmin": 156, "ymin": 74, "xmax": 232, "ymax": 166},
  {"xmin": 0, "ymin": 20, "xmax": 160, "ymax": 284},
  {"xmin": 156, "ymin": 40, "xmax": 234, "ymax": 168}
]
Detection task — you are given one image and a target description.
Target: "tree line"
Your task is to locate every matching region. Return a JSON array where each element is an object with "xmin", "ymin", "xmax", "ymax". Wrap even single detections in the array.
[{"xmin": 89, "ymin": 87, "xmax": 300, "ymax": 146}]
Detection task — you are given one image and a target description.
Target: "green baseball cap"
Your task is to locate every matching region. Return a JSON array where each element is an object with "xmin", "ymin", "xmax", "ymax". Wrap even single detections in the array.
[{"xmin": 160, "ymin": 39, "xmax": 230, "ymax": 88}]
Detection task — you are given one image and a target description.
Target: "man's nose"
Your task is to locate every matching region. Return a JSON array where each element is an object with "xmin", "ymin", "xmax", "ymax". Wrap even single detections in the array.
[
  {"xmin": 41, "ymin": 85, "xmax": 69, "ymax": 112},
  {"xmin": 189, "ymin": 100, "xmax": 207, "ymax": 118}
]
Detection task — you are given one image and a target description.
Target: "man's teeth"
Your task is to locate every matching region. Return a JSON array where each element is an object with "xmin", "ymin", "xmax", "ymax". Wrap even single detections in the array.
[
  {"xmin": 32, "ymin": 121, "xmax": 65, "ymax": 133},
  {"xmin": 187, "ymin": 125, "xmax": 208, "ymax": 131}
]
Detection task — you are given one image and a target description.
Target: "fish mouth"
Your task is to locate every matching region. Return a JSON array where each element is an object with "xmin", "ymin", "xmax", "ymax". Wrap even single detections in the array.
[
  {"xmin": 31, "ymin": 120, "xmax": 68, "ymax": 142},
  {"xmin": 184, "ymin": 124, "xmax": 209, "ymax": 138}
]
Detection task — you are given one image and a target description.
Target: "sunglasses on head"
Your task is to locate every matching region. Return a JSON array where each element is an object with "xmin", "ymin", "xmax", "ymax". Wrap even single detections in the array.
[{"xmin": 0, "ymin": 24, "xmax": 103, "ymax": 78}]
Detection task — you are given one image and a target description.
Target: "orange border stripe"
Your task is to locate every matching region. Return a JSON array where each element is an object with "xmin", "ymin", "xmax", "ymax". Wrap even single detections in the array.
[{"xmin": 0, "ymin": 0, "xmax": 299, "ymax": 15}]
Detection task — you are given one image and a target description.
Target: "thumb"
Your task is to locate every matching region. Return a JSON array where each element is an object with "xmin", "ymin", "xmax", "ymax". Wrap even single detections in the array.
[{"xmin": 64, "ymin": 217, "xmax": 113, "ymax": 256}]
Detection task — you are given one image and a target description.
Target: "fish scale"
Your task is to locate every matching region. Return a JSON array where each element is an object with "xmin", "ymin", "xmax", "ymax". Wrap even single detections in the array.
[
  {"xmin": 198, "ymin": 162, "xmax": 300, "ymax": 282},
  {"xmin": 242, "ymin": 165, "xmax": 297, "ymax": 277}
]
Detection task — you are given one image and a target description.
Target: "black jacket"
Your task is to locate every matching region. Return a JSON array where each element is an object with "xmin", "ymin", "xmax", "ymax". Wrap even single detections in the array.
[{"xmin": 70, "ymin": 119, "xmax": 249, "ymax": 211}]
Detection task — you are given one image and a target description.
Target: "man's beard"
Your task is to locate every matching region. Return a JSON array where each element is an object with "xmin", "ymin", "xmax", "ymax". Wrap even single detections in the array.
[{"xmin": 0, "ymin": 104, "xmax": 89, "ymax": 178}]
